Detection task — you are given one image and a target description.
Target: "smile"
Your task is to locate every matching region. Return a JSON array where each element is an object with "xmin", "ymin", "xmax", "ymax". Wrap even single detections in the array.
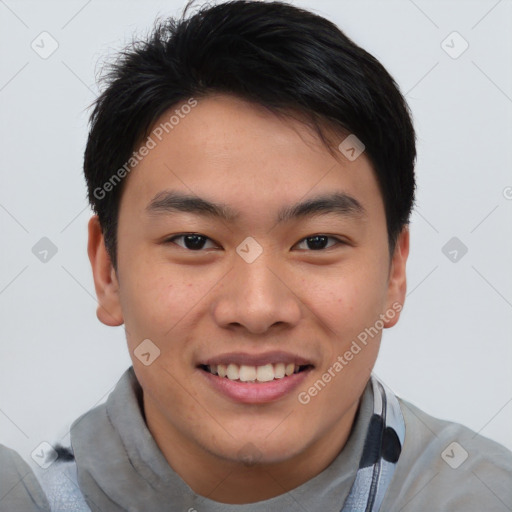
[{"xmin": 200, "ymin": 363, "xmax": 312, "ymax": 383}]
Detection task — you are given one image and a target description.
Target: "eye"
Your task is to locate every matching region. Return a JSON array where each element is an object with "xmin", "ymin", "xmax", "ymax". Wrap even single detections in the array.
[
  {"xmin": 165, "ymin": 234, "xmax": 218, "ymax": 251},
  {"xmin": 164, "ymin": 233, "xmax": 346, "ymax": 252},
  {"xmin": 294, "ymin": 235, "xmax": 345, "ymax": 251}
]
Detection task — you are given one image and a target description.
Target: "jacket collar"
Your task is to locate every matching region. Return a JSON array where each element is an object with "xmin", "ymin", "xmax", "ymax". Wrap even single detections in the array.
[{"xmin": 71, "ymin": 366, "xmax": 374, "ymax": 511}]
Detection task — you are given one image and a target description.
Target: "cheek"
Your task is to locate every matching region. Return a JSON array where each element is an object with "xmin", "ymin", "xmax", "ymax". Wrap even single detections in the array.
[
  {"xmin": 117, "ymin": 262, "xmax": 180, "ymax": 340},
  {"xmin": 303, "ymin": 266, "xmax": 388, "ymax": 369},
  {"xmin": 119, "ymin": 260, "xmax": 218, "ymax": 348},
  {"xmin": 307, "ymin": 264, "xmax": 387, "ymax": 323}
]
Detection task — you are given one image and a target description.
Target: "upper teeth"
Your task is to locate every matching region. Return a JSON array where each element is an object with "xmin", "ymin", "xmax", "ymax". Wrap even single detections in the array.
[{"xmin": 206, "ymin": 363, "xmax": 302, "ymax": 382}]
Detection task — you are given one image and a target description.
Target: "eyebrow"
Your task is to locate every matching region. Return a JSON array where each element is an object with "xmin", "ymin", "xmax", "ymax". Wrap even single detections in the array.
[{"xmin": 146, "ymin": 190, "xmax": 366, "ymax": 224}]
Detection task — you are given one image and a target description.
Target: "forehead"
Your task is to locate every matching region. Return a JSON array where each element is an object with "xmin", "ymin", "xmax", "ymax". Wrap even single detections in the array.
[{"xmin": 119, "ymin": 94, "xmax": 384, "ymax": 223}]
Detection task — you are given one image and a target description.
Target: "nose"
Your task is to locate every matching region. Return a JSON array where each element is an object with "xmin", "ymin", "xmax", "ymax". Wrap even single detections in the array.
[{"xmin": 210, "ymin": 249, "xmax": 302, "ymax": 335}]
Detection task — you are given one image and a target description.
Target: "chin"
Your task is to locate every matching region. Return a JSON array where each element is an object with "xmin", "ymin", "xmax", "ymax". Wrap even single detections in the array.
[{"xmin": 208, "ymin": 434, "xmax": 306, "ymax": 467}]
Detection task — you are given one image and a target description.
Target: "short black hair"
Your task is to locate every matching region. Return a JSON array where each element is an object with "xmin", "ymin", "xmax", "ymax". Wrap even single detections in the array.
[{"xmin": 84, "ymin": 0, "xmax": 416, "ymax": 270}]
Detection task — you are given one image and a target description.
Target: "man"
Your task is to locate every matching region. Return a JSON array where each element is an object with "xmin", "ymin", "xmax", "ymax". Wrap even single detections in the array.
[{"xmin": 1, "ymin": 0, "xmax": 510, "ymax": 510}]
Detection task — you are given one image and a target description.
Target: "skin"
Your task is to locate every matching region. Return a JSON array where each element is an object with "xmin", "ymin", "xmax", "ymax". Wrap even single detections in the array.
[{"xmin": 88, "ymin": 93, "xmax": 409, "ymax": 504}]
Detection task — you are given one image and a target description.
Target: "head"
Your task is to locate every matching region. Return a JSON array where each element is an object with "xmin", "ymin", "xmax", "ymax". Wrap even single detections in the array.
[{"xmin": 86, "ymin": 0, "xmax": 415, "ymax": 479}]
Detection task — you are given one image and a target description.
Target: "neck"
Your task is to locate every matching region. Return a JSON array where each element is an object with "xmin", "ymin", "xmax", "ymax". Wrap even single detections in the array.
[{"xmin": 144, "ymin": 398, "xmax": 361, "ymax": 504}]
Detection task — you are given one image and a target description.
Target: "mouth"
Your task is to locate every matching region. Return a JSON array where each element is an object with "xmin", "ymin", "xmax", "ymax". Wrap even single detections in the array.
[
  {"xmin": 196, "ymin": 354, "xmax": 315, "ymax": 403},
  {"xmin": 199, "ymin": 362, "xmax": 314, "ymax": 383}
]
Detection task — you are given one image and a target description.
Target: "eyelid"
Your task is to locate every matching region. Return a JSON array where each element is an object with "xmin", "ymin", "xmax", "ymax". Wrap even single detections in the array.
[
  {"xmin": 165, "ymin": 233, "xmax": 220, "ymax": 249},
  {"xmin": 294, "ymin": 235, "xmax": 346, "ymax": 250},
  {"xmin": 163, "ymin": 233, "xmax": 347, "ymax": 251}
]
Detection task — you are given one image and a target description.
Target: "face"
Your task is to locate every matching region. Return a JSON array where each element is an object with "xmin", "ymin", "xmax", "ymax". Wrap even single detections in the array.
[{"xmin": 89, "ymin": 93, "xmax": 408, "ymax": 474}]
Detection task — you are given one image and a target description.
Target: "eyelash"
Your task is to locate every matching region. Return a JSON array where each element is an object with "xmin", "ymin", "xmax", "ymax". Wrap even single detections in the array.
[{"xmin": 163, "ymin": 233, "xmax": 347, "ymax": 251}]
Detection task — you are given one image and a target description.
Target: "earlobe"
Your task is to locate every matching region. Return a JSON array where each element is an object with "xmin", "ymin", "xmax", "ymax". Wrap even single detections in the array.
[
  {"xmin": 87, "ymin": 216, "xmax": 124, "ymax": 327},
  {"xmin": 383, "ymin": 226, "xmax": 410, "ymax": 328}
]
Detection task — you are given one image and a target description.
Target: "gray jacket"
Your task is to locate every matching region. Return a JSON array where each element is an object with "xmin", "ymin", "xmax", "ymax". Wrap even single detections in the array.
[{"xmin": 1, "ymin": 367, "xmax": 511, "ymax": 511}]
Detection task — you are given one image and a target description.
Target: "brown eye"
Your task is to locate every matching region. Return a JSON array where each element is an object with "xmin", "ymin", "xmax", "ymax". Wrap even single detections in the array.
[
  {"xmin": 295, "ymin": 235, "xmax": 344, "ymax": 251},
  {"xmin": 165, "ymin": 234, "xmax": 218, "ymax": 251}
]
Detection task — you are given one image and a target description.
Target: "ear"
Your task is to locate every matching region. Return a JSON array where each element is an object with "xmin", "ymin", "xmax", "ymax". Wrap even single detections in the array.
[
  {"xmin": 87, "ymin": 215, "xmax": 124, "ymax": 326},
  {"xmin": 383, "ymin": 226, "xmax": 410, "ymax": 328}
]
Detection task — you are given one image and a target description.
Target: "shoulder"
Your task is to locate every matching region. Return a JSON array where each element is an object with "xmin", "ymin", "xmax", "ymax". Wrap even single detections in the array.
[
  {"xmin": 382, "ymin": 398, "xmax": 512, "ymax": 511},
  {"xmin": 0, "ymin": 443, "xmax": 50, "ymax": 511}
]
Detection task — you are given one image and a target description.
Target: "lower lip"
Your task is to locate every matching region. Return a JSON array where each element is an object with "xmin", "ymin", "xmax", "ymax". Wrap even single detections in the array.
[{"xmin": 199, "ymin": 367, "xmax": 313, "ymax": 404}]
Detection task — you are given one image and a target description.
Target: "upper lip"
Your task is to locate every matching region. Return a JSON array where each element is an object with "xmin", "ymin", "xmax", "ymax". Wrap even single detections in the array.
[{"xmin": 199, "ymin": 351, "xmax": 315, "ymax": 367}]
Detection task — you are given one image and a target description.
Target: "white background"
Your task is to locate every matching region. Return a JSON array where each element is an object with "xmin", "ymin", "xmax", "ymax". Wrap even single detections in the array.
[{"xmin": 1, "ymin": 0, "xmax": 511, "ymax": 466}]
